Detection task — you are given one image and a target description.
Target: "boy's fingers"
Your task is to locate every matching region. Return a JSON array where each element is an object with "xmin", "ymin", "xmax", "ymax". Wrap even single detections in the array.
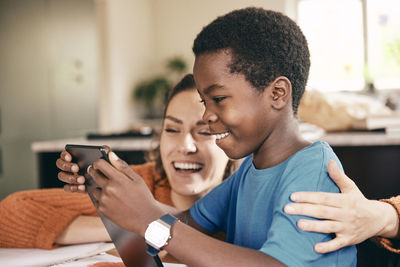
[
  {"xmin": 289, "ymin": 191, "xmax": 345, "ymax": 208},
  {"xmin": 327, "ymin": 160, "xmax": 355, "ymax": 193},
  {"xmin": 63, "ymin": 184, "xmax": 86, "ymax": 193},
  {"xmin": 92, "ymin": 188, "xmax": 101, "ymax": 203},
  {"xmin": 58, "ymin": 172, "xmax": 85, "ymax": 185},
  {"xmin": 102, "ymin": 145, "xmax": 111, "ymax": 154},
  {"xmin": 108, "ymin": 151, "xmax": 137, "ymax": 180},
  {"xmin": 60, "ymin": 150, "xmax": 72, "ymax": 162},
  {"xmin": 56, "ymin": 158, "xmax": 79, "ymax": 173},
  {"xmin": 88, "ymin": 165, "xmax": 108, "ymax": 188}
]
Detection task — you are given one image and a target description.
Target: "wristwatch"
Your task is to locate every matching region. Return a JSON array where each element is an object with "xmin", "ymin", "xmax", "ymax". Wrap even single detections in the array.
[{"xmin": 145, "ymin": 213, "xmax": 179, "ymax": 256}]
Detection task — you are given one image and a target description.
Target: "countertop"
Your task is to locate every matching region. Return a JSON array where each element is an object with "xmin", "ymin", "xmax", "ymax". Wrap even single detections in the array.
[{"xmin": 31, "ymin": 131, "xmax": 400, "ymax": 153}]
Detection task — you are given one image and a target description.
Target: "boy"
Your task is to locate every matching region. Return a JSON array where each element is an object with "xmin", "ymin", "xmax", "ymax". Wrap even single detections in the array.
[{"xmin": 80, "ymin": 7, "xmax": 357, "ymax": 266}]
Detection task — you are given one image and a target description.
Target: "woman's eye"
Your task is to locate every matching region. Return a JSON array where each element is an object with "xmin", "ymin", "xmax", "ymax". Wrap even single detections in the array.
[
  {"xmin": 199, "ymin": 131, "xmax": 211, "ymax": 136},
  {"xmin": 165, "ymin": 128, "xmax": 178, "ymax": 133},
  {"xmin": 213, "ymin": 96, "xmax": 226, "ymax": 104},
  {"xmin": 199, "ymin": 99, "xmax": 206, "ymax": 106}
]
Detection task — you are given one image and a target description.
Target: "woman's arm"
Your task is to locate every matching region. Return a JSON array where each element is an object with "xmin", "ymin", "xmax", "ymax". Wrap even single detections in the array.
[
  {"xmin": 0, "ymin": 189, "xmax": 97, "ymax": 249},
  {"xmin": 55, "ymin": 215, "xmax": 111, "ymax": 245},
  {"xmin": 284, "ymin": 160, "xmax": 400, "ymax": 253}
]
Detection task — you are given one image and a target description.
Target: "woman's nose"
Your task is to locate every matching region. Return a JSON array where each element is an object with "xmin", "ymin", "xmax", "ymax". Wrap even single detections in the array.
[{"xmin": 178, "ymin": 133, "xmax": 197, "ymax": 154}]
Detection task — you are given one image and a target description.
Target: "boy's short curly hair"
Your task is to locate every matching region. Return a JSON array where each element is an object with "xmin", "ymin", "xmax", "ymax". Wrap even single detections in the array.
[{"xmin": 192, "ymin": 7, "xmax": 310, "ymax": 114}]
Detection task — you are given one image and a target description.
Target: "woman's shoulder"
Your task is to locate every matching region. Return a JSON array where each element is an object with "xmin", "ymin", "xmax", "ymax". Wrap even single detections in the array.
[
  {"xmin": 129, "ymin": 162, "xmax": 163, "ymax": 188},
  {"xmin": 129, "ymin": 162, "xmax": 160, "ymax": 180}
]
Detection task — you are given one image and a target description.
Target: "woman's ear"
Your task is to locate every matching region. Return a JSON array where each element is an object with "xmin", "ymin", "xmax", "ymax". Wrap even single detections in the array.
[{"xmin": 270, "ymin": 76, "xmax": 292, "ymax": 110}]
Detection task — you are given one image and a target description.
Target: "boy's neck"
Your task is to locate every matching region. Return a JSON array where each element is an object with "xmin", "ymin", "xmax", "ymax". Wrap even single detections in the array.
[{"xmin": 252, "ymin": 118, "xmax": 311, "ymax": 170}]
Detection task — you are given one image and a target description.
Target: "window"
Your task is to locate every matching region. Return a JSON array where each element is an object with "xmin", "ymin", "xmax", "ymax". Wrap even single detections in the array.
[{"xmin": 297, "ymin": 0, "xmax": 400, "ymax": 92}]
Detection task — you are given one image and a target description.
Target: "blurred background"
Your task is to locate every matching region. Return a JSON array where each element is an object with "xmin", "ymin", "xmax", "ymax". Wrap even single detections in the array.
[{"xmin": 0, "ymin": 0, "xmax": 399, "ymax": 200}]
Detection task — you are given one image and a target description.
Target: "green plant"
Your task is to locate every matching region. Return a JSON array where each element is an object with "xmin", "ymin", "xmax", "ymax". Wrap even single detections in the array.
[{"xmin": 134, "ymin": 56, "xmax": 187, "ymax": 118}]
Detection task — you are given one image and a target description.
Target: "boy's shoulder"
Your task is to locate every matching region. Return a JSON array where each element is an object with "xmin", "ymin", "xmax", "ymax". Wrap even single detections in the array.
[
  {"xmin": 282, "ymin": 141, "xmax": 341, "ymax": 192},
  {"xmin": 288, "ymin": 141, "xmax": 337, "ymax": 166}
]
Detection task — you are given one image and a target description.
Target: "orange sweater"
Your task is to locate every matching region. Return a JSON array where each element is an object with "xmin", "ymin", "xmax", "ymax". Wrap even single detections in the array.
[{"xmin": 0, "ymin": 162, "xmax": 172, "ymax": 249}]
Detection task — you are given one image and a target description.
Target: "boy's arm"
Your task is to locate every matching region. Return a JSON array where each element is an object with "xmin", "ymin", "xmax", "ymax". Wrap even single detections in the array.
[
  {"xmin": 90, "ymin": 152, "xmax": 286, "ymax": 266},
  {"xmin": 156, "ymin": 202, "xmax": 216, "ymax": 236},
  {"xmin": 164, "ymin": 219, "xmax": 285, "ymax": 267}
]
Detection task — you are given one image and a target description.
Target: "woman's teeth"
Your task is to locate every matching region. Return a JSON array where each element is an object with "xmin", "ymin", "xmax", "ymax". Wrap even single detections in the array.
[
  {"xmin": 215, "ymin": 132, "xmax": 229, "ymax": 140},
  {"xmin": 173, "ymin": 162, "xmax": 202, "ymax": 171}
]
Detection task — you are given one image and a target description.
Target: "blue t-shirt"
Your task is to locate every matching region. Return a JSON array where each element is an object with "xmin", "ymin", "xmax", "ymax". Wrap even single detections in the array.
[{"xmin": 190, "ymin": 141, "xmax": 357, "ymax": 266}]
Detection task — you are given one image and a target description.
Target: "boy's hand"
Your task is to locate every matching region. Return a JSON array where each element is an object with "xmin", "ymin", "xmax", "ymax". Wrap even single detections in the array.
[
  {"xmin": 56, "ymin": 150, "xmax": 86, "ymax": 193},
  {"xmin": 88, "ymin": 151, "xmax": 165, "ymax": 235},
  {"xmin": 284, "ymin": 160, "xmax": 397, "ymax": 253}
]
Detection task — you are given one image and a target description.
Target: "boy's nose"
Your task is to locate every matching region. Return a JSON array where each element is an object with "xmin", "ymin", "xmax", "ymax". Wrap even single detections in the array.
[
  {"xmin": 202, "ymin": 109, "xmax": 218, "ymax": 124},
  {"xmin": 178, "ymin": 133, "xmax": 197, "ymax": 154}
]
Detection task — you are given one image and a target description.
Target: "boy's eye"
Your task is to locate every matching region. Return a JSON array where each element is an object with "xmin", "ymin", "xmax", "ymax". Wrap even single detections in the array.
[{"xmin": 212, "ymin": 96, "xmax": 226, "ymax": 104}]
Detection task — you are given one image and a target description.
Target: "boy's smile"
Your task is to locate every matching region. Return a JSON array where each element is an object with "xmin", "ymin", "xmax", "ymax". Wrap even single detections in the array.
[{"xmin": 193, "ymin": 49, "xmax": 277, "ymax": 160}]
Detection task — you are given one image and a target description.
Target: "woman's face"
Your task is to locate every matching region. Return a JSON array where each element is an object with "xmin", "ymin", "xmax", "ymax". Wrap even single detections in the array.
[{"xmin": 160, "ymin": 89, "xmax": 229, "ymax": 198}]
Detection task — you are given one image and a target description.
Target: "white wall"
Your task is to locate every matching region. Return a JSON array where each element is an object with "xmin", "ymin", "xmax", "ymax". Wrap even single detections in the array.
[
  {"xmin": 96, "ymin": 0, "xmax": 155, "ymax": 133},
  {"xmin": 152, "ymin": 0, "xmax": 287, "ymax": 71},
  {"xmin": 97, "ymin": 0, "xmax": 291, "ymax": 132}
]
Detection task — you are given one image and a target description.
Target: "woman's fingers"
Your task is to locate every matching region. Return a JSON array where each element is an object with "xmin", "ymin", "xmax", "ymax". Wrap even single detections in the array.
[
  {"xmin": 289, "ymin": 191, "xmax": 346, "ymax": 208},
  {"xmin": 296, "ymin": 219, "xmax": 343, "ymax": 234},
  {"xmin": 284, "ymin": 203, "xmax": 345, "ymax": 220},
  {"xmin": 327, "ymin": 160, "xmax": 357, "ymax": 193},
  {"xmin": 314, "ymin": 238, "xmax": 348, "ymax": 254}
]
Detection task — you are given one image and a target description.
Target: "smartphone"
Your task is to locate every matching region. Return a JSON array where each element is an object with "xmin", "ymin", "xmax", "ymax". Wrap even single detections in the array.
[
  {"xmin": 65, "ymin": 144, "xmax": 109, "ymax": 191},
  {"xmin": 64, "ymin": 144, "xmax": 160, "ymax": 267}
]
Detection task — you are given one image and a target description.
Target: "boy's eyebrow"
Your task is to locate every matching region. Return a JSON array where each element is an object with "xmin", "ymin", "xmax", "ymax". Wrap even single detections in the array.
[
  {"xmin": 203, "ymin": 84, "xmax": 224, "ymax": 95},
  {"xmin": 164, "ymin": 115, "xmax": 182, "ymax": 124}
]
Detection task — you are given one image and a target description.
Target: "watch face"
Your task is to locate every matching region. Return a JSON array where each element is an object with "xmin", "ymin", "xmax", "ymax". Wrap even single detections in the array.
[{"xmin": 145, "ymin": 221, "xmax": 170, "ymax": 249}]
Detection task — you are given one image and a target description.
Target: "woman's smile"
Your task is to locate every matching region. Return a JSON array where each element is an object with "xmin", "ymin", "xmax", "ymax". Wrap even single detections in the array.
[{"xmin": 172, "ymin": 161, "xmax": 204, "ymax": 174}]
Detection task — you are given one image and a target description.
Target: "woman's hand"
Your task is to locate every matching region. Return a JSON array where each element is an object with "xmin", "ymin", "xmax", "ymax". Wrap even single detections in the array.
[
  {"xmin": 56, "ymin": 150, "xmax": 86, "ymax": 193},
  {"xmin": 88, "ymin": 151, "xmax": 165, "ymax": 235},
  {"xmin": 284, "ymin": 160, "xmax": 399, "ymax": 253}
]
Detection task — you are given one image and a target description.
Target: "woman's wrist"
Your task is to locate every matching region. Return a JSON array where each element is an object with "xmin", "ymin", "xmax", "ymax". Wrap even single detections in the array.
[{"xmin": 377, "ymin": 200, "xmax": 400, "ymax": 239}]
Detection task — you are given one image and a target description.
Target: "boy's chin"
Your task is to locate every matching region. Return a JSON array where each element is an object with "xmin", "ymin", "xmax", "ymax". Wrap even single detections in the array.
[{"xmin": 223, "ymin": 149, "xmax": 247, "ymax": 160}]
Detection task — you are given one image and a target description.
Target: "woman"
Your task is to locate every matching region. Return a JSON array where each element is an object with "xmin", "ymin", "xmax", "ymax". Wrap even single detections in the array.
[{"xmin": 0, "ymin": 74, "xmax": 237, "ymax": 249}]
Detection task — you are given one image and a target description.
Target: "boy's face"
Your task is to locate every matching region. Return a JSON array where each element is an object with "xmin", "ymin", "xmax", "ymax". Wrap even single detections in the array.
[{"xmin": 193, "ymin": 50, "xmax": 278, "ymax": 160}]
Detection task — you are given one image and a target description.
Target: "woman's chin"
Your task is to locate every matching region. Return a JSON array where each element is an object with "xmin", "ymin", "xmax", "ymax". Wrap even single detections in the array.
[{"xmin": 172, "ymin": 184, "xmax": 205, "ymax": 197}]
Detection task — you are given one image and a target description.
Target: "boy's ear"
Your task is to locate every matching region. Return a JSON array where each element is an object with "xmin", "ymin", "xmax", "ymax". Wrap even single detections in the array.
[{"xmin": 270, "ymin": 76, "xmax": 292, "ymax": 110}]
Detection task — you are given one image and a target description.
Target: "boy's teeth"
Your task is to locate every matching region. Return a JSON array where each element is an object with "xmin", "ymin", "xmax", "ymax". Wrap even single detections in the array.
[
  {"xmin": 215, "ymin": 132, "xmax": 229, "ymax": 140},
  {"xmin": 173, "ymin": 162, "xmax": 202, "ymax": 170}
]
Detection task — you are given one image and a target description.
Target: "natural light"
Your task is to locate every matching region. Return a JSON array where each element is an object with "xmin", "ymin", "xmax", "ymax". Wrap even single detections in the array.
[{"xmin": 298, "ymin": 0, "xmax": 400, "ymax": 92}]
